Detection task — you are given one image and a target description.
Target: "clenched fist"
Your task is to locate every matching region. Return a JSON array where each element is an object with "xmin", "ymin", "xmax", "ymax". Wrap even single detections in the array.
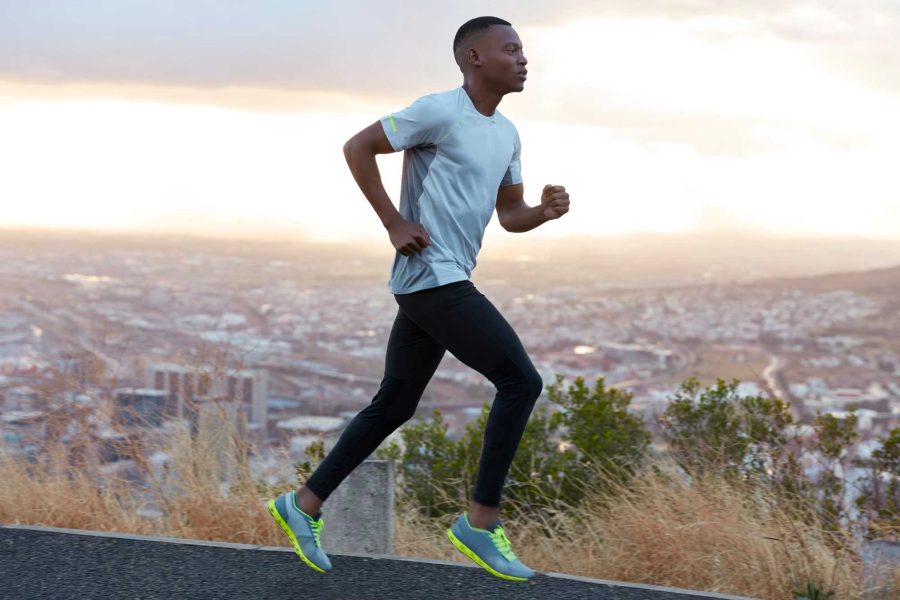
[
  {"xmin": 387, "ymin": 218, "xmax": 431, "ymax": 256},
  {"xmin": 541, "ymin": 184, "xmax": 569, "ymax": 220}
]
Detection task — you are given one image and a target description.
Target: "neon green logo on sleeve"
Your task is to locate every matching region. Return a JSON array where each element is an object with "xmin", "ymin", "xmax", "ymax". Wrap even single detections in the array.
[{"xmin": 389, "ymin": 115, "xmax": 397, "ymax": 132}]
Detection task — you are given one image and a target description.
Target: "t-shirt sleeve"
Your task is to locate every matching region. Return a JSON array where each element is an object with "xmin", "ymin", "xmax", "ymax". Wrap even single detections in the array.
[
  {"xmin": 500, "ymin": 129, "xmax": 522, "ymax": 186},
  {"xmin": 379, "ymin": 94, "xmax": 453, "ymax": 152}
]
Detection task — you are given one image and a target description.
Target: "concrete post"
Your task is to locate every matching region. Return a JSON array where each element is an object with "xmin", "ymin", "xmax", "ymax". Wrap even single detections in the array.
[{"xmin": 319, "ymin": 459, "xmax": 395, "ymax": 555}]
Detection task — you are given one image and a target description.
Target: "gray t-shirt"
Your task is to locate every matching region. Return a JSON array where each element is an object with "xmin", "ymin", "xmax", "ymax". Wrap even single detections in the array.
[{"xmin": 379, "ymin": 86, "xmax": 522, "ymax": 295}]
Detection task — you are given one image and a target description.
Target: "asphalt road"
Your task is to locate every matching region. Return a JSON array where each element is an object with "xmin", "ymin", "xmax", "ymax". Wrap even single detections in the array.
[{"xmin": 0, "ymin": 525, "xmax": 757, "ymax": 600}]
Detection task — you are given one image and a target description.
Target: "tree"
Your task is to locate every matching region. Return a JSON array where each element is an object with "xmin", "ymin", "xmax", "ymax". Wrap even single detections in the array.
[
  {"xmin": 656, "ymin": 376, "xmax": 796, "ymax": 483},
  {"xmin": 376, "ymin": 373, "xmax": 652, "ymax": 521},
  {"xmin": 544, "ymin": 373, "xmax": 652, "ymax": 507},
  {"xmin": 852, "ymin": 427, "xmax": 900, "ymax": 540},
  {"xmin": 810, "ymin": 410, "xmax": 859, "ymax": 537}
]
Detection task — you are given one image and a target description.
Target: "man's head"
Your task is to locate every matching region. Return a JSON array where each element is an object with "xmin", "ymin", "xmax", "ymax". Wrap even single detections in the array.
[{"xmin": 453, "ymin": 16, "xmax": 527, "ymax": 93}]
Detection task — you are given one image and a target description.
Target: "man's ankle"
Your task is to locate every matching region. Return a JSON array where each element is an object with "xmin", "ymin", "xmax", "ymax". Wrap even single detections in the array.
[
  {"xmin": 467, "ymin": 510, "xmax": 500, "ymax": 529},
  {"xmin": 296, "ymin": 488, "xmax": 322, "ymax": 517}
]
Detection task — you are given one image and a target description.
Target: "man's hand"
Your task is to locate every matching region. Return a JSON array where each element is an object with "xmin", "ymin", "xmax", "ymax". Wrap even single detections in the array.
[
  {"xmin": 540, "ymin": 184, "xmax": 570, "ymax": 220},
  {"xmin": 387, "ymin": 218, "xmax": 432, "ymax": 256}
]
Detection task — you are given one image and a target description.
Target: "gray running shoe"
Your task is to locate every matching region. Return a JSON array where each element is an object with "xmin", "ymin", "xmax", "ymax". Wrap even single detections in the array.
[
  {"xmin": 266, "ymin": 490, "xmax": 332, "ymax": 573},
  {"xmin": 446, "ymin": 511, "xmax": 536, "ymax": 581}
]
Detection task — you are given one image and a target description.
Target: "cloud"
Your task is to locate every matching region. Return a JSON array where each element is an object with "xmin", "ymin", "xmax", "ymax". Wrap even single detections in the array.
[
  {"xmin": 3, "ymin": 1, "xmax": 898, "ymax": 95},
  {"xmin": 553, "ymin": 106, "xmax": 870, "ymax": 157},
  {"xmin": 1, "ymin": 1, "xmax": 897, "ymax": 158},
  {"xmin": 0, "ymin": 1, "xmax": 542, "ymax": 94},
  {"xmin": 595, "ymin": 1, "xmax": 900, "ymax": 95}
]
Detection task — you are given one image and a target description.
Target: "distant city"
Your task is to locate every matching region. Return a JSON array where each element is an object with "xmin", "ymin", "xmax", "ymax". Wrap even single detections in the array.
[{"xmin": 1, "ymin": 227, "xmax": 899, "ymax": 514}]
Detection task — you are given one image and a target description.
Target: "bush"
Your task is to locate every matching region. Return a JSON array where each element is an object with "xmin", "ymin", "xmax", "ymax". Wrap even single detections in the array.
[
  {"xmin": 657, "ymin": 376, "xmax": 796, "ymax": 482},
  {"xmin": 852, "ymin": 427, "xmax": 900, "ymax": 541},
  {"xmin": 375, "ymin": 373, "xmax": 652, "ymax": 522}
]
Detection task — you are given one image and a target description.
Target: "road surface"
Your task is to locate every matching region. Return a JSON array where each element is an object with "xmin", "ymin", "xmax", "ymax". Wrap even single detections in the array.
[{"xmin": 0, "ymin": 524, "xmax": 758, "ymax": 600}]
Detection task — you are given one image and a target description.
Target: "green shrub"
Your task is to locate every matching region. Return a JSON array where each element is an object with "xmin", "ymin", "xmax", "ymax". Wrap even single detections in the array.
[{"xmin": 376, "ymin": 373, "xmax": 652, "ymax": 522}]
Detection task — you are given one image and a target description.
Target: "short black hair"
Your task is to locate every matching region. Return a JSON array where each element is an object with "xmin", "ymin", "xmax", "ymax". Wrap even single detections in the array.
[{"xmin": 453, "ymin": 16, "xmax": 512, "ymax": 64}]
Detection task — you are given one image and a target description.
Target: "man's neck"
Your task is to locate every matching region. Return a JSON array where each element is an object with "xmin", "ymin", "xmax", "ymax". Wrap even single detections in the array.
[{"xmin": 462, "ymin": 81, "xmax": 501, "ymax": 117}]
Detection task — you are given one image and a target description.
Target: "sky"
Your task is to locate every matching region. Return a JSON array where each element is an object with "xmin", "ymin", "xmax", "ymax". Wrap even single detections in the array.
[{"xmin": 1, "ymin": 1, "xmax": 899, "ymax": 243}]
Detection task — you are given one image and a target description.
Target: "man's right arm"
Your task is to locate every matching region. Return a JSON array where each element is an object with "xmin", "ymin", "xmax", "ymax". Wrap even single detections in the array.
[
  {"xmin": 342, "ymin": 122, "xmax": 403, "ymax": 230},
  {"xmin": 343, "ymin": 122, "xmax": 432, "ymax": 256}
]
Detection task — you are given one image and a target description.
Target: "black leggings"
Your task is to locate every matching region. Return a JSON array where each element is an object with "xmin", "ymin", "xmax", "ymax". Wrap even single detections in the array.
[{"xmin": 303, "ymin": 279, "xmax": 543, "ymax": 508}]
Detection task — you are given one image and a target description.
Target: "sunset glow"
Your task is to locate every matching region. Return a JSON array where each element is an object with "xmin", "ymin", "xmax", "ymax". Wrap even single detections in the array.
[{"xmin": 1, "ymin": 4, "xmax": 898, "ymax": 240}]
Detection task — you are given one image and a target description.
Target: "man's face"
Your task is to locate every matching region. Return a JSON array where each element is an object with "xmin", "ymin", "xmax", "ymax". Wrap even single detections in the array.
[{"xmin": 475, "ymin": 25, "xmax": 528, "ymax": 92}]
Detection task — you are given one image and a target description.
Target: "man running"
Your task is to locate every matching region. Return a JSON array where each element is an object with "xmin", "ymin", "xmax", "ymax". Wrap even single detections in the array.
[{"xmin": 266, "ymin": 15, "xmax": 570, "ymax": 582}]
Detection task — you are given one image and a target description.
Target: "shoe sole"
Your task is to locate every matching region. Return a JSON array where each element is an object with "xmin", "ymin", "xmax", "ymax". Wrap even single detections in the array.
[
  {"xmin": 266, "ymin": 499, "xmax": 328, "ymax": 573},
  {"xmin": 445, "ymin": 527, "xmax": 530, "ymax": 582}
]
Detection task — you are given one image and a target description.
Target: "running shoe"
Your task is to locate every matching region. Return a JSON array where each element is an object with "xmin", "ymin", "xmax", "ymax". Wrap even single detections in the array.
[
  {"xmin": 446, "ymin": 512, "xmax": 536, "ymax": 581},
  {"xmin": 266, "ymin": 490, "xmax": 332, "ymax": 573}
]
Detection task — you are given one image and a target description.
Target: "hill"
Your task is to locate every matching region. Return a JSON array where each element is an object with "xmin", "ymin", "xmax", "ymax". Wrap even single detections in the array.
[{"xmin": 744, "ymin": 263, "xmax": 900, "ymax": 296}]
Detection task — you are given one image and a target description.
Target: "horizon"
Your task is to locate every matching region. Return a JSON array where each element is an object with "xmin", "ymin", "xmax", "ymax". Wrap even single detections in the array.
[
  {"xmin": 5, "ymin": 224, "xmax": 900, "ymax": 289},
  {"xmin": 5, "ymin": 222, "xmax": 900, "ymax": 246}
]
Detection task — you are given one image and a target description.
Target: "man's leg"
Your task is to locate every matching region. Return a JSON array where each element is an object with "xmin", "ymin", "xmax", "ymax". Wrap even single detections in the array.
[
  {"xmin": 394, "ymin": 280, "xmax": 543, "ymax": 528},
  {"xmin": 295, "ymin": 305, "xmax": 446, "ymax": 516}
]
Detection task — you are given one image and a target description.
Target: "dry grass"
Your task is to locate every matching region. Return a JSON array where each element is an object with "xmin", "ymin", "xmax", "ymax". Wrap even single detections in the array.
[
  {"xmin": 1, "ymin": 407, "xmax": 898, "ymax": 600},
  {"xmin": 0, "ymin": 441, "xmax": 150, "ymax": 535},
  {"xmin": 390, "ymin": 460, "xmax": 895, "ymax": 600},
  {"xmin": 0, "ymin": 402, "xmax": 288, "ymax": 549}
]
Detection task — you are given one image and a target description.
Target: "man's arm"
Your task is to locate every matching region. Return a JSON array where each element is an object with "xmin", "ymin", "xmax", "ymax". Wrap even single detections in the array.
[
  {"xmin": 496, "ymin": 182, "xmax": 570, "ymax": 233},
  {"xmin": 343, "ymin": 122, "xmax": 404, "ymax": 230},
  {"xmin": 343, "ymin": 122, "xmax": 432, "ymax": 255}
]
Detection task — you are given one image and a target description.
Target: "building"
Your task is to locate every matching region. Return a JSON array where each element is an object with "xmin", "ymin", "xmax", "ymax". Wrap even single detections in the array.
[
  {"xmin": 56, "ymin": 350, "xmax": 103, "ymax": 389},
  {"xmin": 3, "ymin": 385, "xmax": 38, "ymax": 412},
  {"xmin": 146, "ymin": 362, "xmax": 268, "ymax": 427},
  {"xmin": 275, "ymin": 415, "xmax": 347, "ymax": 458},
  {"xmin": 185, "ymin": 395, "xmax": 245, "ymax": 438},
  {"xmin": 0, "ymin": 410, "xmax": 46, "ymax": 459},
  {"xmin": 114, "ymin": 388, "xmax": 169, "ymax": 429}
]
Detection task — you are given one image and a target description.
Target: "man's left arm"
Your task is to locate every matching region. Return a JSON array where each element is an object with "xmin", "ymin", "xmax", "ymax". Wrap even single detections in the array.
[{"xmin": 495, "ymin": 182, "xmax": 570, "ymax": 233}]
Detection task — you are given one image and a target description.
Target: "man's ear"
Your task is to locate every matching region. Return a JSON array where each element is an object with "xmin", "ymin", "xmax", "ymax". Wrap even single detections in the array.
[{"xmin": 466, "ymin": 47, "xmax": 482, "ymax": 68}]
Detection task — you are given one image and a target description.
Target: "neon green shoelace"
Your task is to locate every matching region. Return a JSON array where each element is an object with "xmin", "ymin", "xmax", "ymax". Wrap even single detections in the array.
[
  {"xmin": 489, "ymin": 526, "xmax": 518, "ymax": 562},
  {"xmin": 309, "ymin": 518, "xmax": 324, "ymax": 547}
]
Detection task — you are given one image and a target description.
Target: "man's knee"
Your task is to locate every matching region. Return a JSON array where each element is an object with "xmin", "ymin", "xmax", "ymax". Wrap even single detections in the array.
[
  {"xmin": 370, "ymin": 374, "xmax": 421, "ymax": 424},
  {"xmin": 525, "ymin": 368, "xmax": 544, "ymax": 402},
  {"xmin": 490, "ymin": 356, "xmax": 543, "ymax": 401}
]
